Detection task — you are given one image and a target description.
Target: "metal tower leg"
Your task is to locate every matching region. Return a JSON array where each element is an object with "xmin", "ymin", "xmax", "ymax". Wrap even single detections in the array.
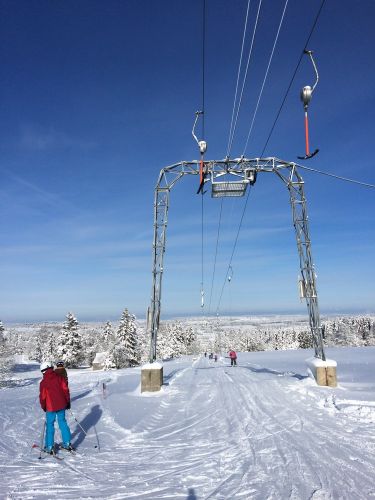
[
  {"xmin": 149, "ymin": 187, "xmax": 170, "ymax": 362},
  {"xmin": 287, "ymin": 165, "xmax": 326, "ymax": 360}
]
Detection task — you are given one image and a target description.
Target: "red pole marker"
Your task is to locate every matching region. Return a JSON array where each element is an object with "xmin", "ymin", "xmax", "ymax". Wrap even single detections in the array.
[{"xmin": 304, "ymin": 111, "xmax": 310, "ymax": 156}]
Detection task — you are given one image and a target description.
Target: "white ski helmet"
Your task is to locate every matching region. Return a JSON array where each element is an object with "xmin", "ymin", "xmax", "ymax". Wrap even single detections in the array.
[{"xmin": 40, "ymin": 361, "xmax": 53, "ymax": 372}]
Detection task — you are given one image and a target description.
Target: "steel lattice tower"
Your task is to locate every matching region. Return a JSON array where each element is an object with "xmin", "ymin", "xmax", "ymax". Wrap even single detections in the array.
[{"xmin": 147, "ymin": 157, "xmax": 326, "ymax": 363}]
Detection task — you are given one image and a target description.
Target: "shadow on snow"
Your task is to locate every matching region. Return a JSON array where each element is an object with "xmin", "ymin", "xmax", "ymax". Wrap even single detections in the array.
[{"xmin": 70, "ymin": 404, "xmax": 102, "ymax": 449}]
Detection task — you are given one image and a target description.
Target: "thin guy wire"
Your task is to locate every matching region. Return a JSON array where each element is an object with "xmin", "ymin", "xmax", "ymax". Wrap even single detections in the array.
[
  {"xmin": 242, "ymin": 0, "xmax": 289, "ymax": 156},
  {"xmin": 227, "ymin": 0, "xmax": 263, "ymax": 157},
  {"xmin": 208, "ymin": 198, "xmax": 224, "ymax": 314},
  {"xmin": 260, "ymin": 0, "xmax": 326, "ymax": 156},
  {"xmin": 297, "ymin": 165, "xmax": 375, "ymax": 188},
  {"xmin": 226, "ymin": 0, "xmax": 251, "ymax": 157}
]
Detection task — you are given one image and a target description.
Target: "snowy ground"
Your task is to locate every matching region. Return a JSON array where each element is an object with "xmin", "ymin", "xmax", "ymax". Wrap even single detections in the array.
[{"xmin": 1, "ymin": 347, "xmax": 375, "ymax": 499}]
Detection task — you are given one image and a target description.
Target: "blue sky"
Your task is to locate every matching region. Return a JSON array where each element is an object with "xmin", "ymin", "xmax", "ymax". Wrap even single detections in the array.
[{"xmin": 0, "ymin": 0, "xmax": 374, "ymax": 322}]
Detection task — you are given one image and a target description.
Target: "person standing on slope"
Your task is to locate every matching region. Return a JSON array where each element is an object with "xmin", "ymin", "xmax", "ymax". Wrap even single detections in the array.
[
  {"xmin": 39, "ymin": 361, "xmax": 73, "ymax": 454},
  {"xmin": 228, "ymin": 350, "xmax": 237, "ymax": 366},
  {"xmin": 54, "ymin": 360, "xmax": 68, "ymax": 382}
]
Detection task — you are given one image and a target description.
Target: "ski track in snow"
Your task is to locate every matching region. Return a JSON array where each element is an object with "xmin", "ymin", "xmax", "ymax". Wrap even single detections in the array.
[{"xmin": 1, "ymin": 351, "xmax": 375, "ymax": 499}]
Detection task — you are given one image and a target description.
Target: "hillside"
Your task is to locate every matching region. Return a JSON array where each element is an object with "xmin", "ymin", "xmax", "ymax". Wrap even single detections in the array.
[{"xmin": 1, "ymin": 347, "xmax": 375, "ymax": 499}]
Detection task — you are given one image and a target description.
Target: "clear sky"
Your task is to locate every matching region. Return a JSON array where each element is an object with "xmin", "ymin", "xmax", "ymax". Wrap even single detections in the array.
[{"xmin": 1, "ymin": 0, "xmax": 374, "ymax": 322}]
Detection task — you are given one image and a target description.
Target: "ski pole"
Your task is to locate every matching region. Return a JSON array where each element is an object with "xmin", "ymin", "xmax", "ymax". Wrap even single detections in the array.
[
  {"xmin": 69, "ymin": 409, "xmax": 98, "ymax": 449},
  {"xmin": 39, "ymin": 419, "xmax": 46, "ymax": 460},
  {"xmin": 69, "ymin": 409, "xmax": 88, "ymax": 436}
]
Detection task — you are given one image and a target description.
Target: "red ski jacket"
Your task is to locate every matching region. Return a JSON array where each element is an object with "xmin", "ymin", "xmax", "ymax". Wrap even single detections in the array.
[
  {"xmin": 229, "ymin": 351, "xmax": 237, "ymax": 359},
  {"xmin": 39, "ymin": 368, "xmax": 70, "ymax": 412}
]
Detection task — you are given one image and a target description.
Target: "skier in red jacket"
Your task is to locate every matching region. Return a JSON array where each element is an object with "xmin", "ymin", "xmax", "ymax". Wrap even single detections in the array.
[
  {"xmin": 39, "ymin": 361, "xmax": 73, "ymax": 453},
  {"xmin": 228, "ymin": 350, "xmax": 237, "ymax": 366}
]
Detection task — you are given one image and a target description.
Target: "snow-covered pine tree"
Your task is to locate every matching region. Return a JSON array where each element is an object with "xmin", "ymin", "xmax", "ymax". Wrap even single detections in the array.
[
  {"xmin": 184, "ymin": 326, "xmax": 197, "ymax": 354},
  {"xmin": 156, "ymin": 321, "xmax": 187, "ymax": 359},
  {"xmin": 0, "ymin": 321, "xmax": 6, "ymax": 356},
  {"xmin": 298, "ymin": 330, "xmax": 313, "ymax": 349},
  {"xmin": 102, "ymin": 321, "xmax": 114, "ymax": 349},
  {"xmin": 44, "ymin": 331, "xmax": 57, "ymax": 361},
  {"xmin": 112, "ymin": 309, "xmax": 140, "ymax": 368},
  {"xmin": 33, "ymin": 334, "xmax": 44, "ymax": 363},
  {"xmin": 56, "ymin": 312, "xmax": 83, "ymax": 368},
  {"xmin": 170, "ymin": 321, "xmax": 186, "ymax": 356},
  {"xmin": 0, "ymin": 321, "xmax": 12, "ymax": 388},
  {"xmin": 137, "ymin": 328, "xmax": 151, "ymax": 363}
]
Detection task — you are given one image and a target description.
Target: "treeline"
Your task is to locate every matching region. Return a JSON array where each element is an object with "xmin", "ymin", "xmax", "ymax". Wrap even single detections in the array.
[
  {"xmin": 322, "ymin": 316, "xmax": 375, "ymax": 347},
  {"xmin": 0, "ymin": 315, "xmax": 374, "ymax": 377},
  {"xmin": 206, "ymin": 315, "xmax": 375, "ymax": 353},
  {"xmin": 0, "ymin": 311, "xmax": 198, "ymax": 373}
]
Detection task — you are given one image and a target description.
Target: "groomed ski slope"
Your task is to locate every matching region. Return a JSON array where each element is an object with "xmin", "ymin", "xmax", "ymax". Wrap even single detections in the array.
[{"xmin": 1, "ymin": 347, "xmax": 375, "ymax": 499}]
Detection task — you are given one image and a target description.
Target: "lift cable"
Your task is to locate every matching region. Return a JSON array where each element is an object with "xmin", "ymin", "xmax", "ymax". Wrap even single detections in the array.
[
  {"xmin": 215, "ymin": 1, "xmax": 288, "ymax": 315},
  {"xmin": 260, "ymin": 0, "xmax": 326, "ymax": 157},
  {"xmin": 208, "ymin": 198, "xmax": 224, "ymax": 314},
  {"xmin": 215, "ymin": 186, "xmax": 253, "ymax": 316},
  {"xmin": 226, "ymin": 0, "xmax": 252, "ymax": 157},
  {"xmin": 200, "ymin": 0, "xmax": 206, "ymax": 311},
  {"xmin": 297, "ymin": 164, "xmax": 375, "ymax": 189},
  {"xmin": 242, "ymin": 0, "xmax": 289, "ymax": 156},
  {"xmin": 227, "ymin": 0, "xmax": 263, "ymax": 158},
  {"xmin": 202, "ymin": 0, "xmax": 206, "ymax": 140}
]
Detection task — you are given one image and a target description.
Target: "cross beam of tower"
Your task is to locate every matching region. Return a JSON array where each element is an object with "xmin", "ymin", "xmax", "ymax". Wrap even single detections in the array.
[{"xmin": 147, "ymin": 157, "xmax": 326, "ymax": 363}]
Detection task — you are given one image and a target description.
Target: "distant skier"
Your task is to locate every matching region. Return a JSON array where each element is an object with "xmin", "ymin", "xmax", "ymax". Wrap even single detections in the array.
[
  {"xmin": 204, "ymin": 352, "xmax": 207, "ymax": 358},
  {"xmin": 214, "ymin": 354, "xmax": 218, "ymax": 362},
  {"xmin": 228, "ymin": 350, "xmax": 237, "ymax": 366},
  {"xmin": 39, "ymin": 361, "xmax": 74, "ymax": 454},
  {"xmin": 54, "ymin": 360, "xmax": 68, "ymax": 382}
]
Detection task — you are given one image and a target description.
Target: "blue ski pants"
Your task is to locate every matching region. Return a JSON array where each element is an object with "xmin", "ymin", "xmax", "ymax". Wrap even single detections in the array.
[{"xmin": 45, "ymin": 409, "xmax": 71, "ymax": 449}]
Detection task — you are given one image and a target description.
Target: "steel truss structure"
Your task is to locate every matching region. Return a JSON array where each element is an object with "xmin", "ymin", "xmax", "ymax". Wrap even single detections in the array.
[{"xmin": 147, "ymin": 157, "xmax": 326, "ymax": 362}]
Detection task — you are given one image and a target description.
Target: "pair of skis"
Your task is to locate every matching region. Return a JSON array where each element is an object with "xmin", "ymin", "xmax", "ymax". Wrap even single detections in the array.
[{"xmin": 32, "ymin": 443, "xmax": 76, "ymax": 460}]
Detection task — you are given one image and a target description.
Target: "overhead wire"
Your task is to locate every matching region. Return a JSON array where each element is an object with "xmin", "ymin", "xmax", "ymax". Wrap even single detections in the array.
[
  {"xmin": 260, "ymin": 0, "xmax": 326, "ymax": 156},
  {"xmin": 215, "ymin": 187, "xmax": 253, "ymax": 315},
  {"xmin": 297, "ymin": 164, "xmax": 375, "ymax": 188},
  {"xmin": 242, "ymin": 0, "xmax": 289, "ymax": 156},
  {"xmin": 215, "ymin": 0, "xmax": 289, "ymax": 316},
  {"xmin": 208, "ymin": 198, "xmax": 224, "ymax": 314},
  {"xmin": 227, "ymin": 0, "xmax": 263, "ymax": 158},
  {"xmin": 226, "ymin": 0, "xmax": 252, "ymax": 157},
  {"xmin": 210, "ymin": 0, "xmax": 260, "ymax": 315},
  {"xmin": 200, "ymin": 0, "xmax": 206, "ymax": 313},
  {"xmin": 202, "ymin": 0, "xmax": 206, "ymax": 140}
]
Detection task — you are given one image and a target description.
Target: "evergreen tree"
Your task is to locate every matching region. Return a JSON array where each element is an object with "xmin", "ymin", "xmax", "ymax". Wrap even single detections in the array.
[
  {"xmin": 102, "ymin": 321, "xmax": 114, "ymax": 349},
  {"xmin": 57, "ymin": 312, "xmax": 83, "ymax": 368},
  {"xmin": 33, "ymin": 334, "xmax": 44, "ymax": 362},
  {"xmin": 184, "ymin": 326, "xmax": 197, "ymax": 354},
  {"xmin": 156, "ymin": 321, "xmax": 189, "ymax": 359},
  {"xmin": 115, "ymin": 309, "xmax": 139, "ymax": 367},
  {"xmin": 298, "ymin": 330, "xmax": 313, "ymax": 349},
  {"xmin": 43, "ymin": 331, "xmax": 57, "ymax": 361},
  {"xmin": 0, "ymin": 321, "xmax": 12, "ymax": 388}
]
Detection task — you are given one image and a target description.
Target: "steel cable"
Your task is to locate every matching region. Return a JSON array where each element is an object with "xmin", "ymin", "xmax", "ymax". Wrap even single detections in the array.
[
  {"xmin": 227, "ymin": 0, "xmax": 263, "ymax": 157},
  {"xmin": 242, "ymin": 0, "xmax": 289, "ymax": 156},
  {"xmin": 260, "ymin": 0, "xmax": 326, "ymax": 156}
]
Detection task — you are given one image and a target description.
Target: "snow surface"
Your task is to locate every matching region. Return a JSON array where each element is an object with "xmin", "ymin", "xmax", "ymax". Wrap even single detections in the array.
[{"xmin": 1, "ymin": 347, "xmax": 375, "ymax": 499}]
